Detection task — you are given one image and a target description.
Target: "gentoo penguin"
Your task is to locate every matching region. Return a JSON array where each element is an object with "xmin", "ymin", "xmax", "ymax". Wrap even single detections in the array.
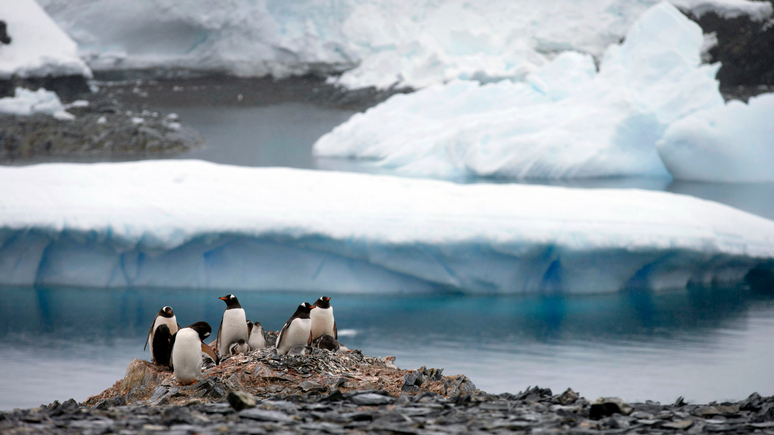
[
  {"xmin": 312, "ymin": 334, "xmax": 340, "ymax": 352},
  {"xmin": 144, "ymin": 306, "xmax": 180, "ymax": 363},
  {"xmin": 247, "ymin": 320, "xmax": 267, "ymax": 350},
  {"xmin": 170, "ymin": 321, "xmax": 218, "ymax": 385},
  {"xmin": 216, "ymin": 294, "xmax": 248, "ymax": 357},
  {"xmin": 311, "ymin": 296, "xmax": 337, "ymax": 340},
  {"xmin": 276, "ymin": 302, "xmax": 315, "ymax": 355},
  {"xmin": 151, "ymin": 324, "xmax": 173, "ymax": 367},
  {"xmin": 228, "ymin": 339, "xmax": 250, "ymax": 356}
]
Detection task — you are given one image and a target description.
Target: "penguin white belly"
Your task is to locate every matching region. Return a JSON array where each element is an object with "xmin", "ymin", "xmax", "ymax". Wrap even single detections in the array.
[
  {"xmin": 171, "ymin": 329, "xmax": 202, "ymax": 385},
  {"xmin": 248, "ymin": 326, "xmax": 266, "ymax": 350},
  {"xmin": 218, "ymin": 308, "xmax": 247, "ymax": 356},
  {"xmin": 150, "ymin": 316, "xmax": 177, "ymax": 361},
  {"xmin": 277, "ymin": 319, "xmax": 311, "ymax": 355},
  {"xmin": 310, "ymin": 307, "xmax": 334, "ymax": 339}
]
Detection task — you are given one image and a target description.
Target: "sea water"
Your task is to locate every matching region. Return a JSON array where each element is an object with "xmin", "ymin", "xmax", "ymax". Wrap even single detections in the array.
[
  {"xmin": 1, "ymin": 286, "xmax": 774, "ymax": 410},
  {"xmin": 3, "ymin": 103, "xmax": 774, "ymax": 410}
]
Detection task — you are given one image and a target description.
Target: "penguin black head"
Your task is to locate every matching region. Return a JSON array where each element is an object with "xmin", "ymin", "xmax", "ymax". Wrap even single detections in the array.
[
  {"xmin": 313, "ymin": 296, "xmax": 332, "ymax": 309},
  {"xmin": 246, "ymin": 320, "xmax": 253, "ymax": 330},
  {"xmin": 186, "ymin": 321, "xmax": 212, "ymax": 342},
  {"xmin": 294, "ymin": 302, "xmax": 315, "ymax": 319},
  {"xmin": 159, "ymin": 306, "xmax": 174, "ymax": 318},
  {"xmin": 219, "ymin": 294, "xmax": 242, "ymax": 309}
]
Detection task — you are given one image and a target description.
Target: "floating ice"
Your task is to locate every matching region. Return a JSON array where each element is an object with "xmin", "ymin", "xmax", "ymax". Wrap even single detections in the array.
[
  {"xmin": 1, "ymin": 160, "xmax": 773, "ymax": 294},
  {"xmin": 314, "ymin": 3, "xmax": 727, "ymax": 180},
  {"xmin": 0, "ymin": 0, "xmax": 92, "ymax": 79},
  {"xmin": 656, "ymin": 93, "xmax": 774, "ymax": 182},
  {"xmin": 38, "ymin": 0, "xmax": 770, "ymax": 89},
  {"xmin": 0, "ymin": 87, "xmax": 74, "ymax": 120}
]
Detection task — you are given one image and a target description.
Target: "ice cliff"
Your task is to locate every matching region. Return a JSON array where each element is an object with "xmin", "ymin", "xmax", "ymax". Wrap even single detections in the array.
[{"xmin": 1, "ymin": 161, "xmax": 773, "ymax": 293}]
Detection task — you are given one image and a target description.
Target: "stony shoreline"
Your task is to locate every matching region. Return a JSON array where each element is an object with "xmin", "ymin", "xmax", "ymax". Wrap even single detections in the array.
[{"xmin": 3, "ymin": 346, "xmax": 774, "ymax": 434}]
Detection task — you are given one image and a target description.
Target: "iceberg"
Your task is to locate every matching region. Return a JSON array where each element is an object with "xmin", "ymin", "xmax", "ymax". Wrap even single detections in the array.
[
  {"xmin": 38, "ymin": 0, "xmax": 770, "ymax": 89},
  {"xmin": 0, "ymin": 0, "xmax": 92, "ymax": 79},
  {"xmin": 0, "ymin": 87, "xmax": 74, "ymax": 120},
  {"xmin": 656, "ymin": 93, "xmax": 774, "ymax": 182},
  {"xmin": 314, "ymin": 2, "xmax": 727, "ymax": 180},
  {"xmin": 1, "ymin": 160, "xmax": 773, "ymax": 294}
]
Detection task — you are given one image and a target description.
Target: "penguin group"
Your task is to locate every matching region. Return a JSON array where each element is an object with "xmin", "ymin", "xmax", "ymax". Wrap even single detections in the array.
[{"xmin": 145, "ymin": 295, "xmax": 342, "ymax": 385}]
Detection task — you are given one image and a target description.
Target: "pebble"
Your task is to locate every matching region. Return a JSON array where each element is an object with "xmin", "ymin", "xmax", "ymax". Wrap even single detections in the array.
[{"xmin": 5, "ymin": 387, "xmax": 774, "ymax": 434}]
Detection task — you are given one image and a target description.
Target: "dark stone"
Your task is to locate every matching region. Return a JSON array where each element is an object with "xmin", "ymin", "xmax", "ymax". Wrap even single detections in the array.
[
  {"xmin": 590, "ymin": 402, "xmax": 623, "ymax": 420},
  {"xmin": 47, "ymin": 398, "xmax": 80, "ymax": 417},
  {"xmin": 350, "ymin": 393, "xmax": 394, "ymax": 406},
  {"xmin": 239, "ymin": 408, "xmax": 293, "ymax": 423},
  {"xmin": 683, "ymin": 6, "xmax": 774, "ymax": 91},
  {"xmin": 192, "ymin": 377, "xmax": 227, "ymax": 401},
  {"xmin": 161, "ymin": 407, "xmax": 195, "ymax": 425},
  {"xmin": 516, "ymin": 386, "xmax": 553, "ymax": 402},
  {"xmin": 227, "ymin": 390, "xmax": 257, "ymax": 411},
  {"xmin": 0, "ymin": 21, "xmax": 11, "ymax": 45}
]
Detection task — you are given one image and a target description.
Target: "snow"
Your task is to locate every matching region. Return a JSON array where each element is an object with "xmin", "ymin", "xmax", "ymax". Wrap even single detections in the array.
[
  {"xmin": 0, "ymin": 0, "xmax": 92, "ymax": 79},
  {"xmin": 38, "ymin": 0, "xmax": 771, "ymax": 90},
  {"xmin": 0, "ymin": 87, "xmax": 74, "ymax": 120},
  {"xmin": 657, "ymin": 93, "xmax": 774, "ymax": 182},
  {"xmin": 314, "ymin": 2, "xmax": 728, "ymax": 180},
  {"xmin": 1, "ymin": 160, "xmax": 773, "ymax": 294}
]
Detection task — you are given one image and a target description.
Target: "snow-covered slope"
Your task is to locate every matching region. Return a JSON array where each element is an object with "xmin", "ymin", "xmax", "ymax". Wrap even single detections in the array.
[
  {"xmin": 1, "ymin": 160, "xmax": 773, "ymax": 293},
  {"xmin": 314, "ymin": 3, "xmax": 727, "ymax": 180},
  {"xmin": 38, "ymin": 0, "xmax": 771, "ymax": 89},
  {"xmin": 0, "ymin": 0, "xmax": 92, "ymax": 79}
]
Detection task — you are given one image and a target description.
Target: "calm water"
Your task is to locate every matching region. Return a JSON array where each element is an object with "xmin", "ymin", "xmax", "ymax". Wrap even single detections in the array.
[
  {"xmin": 2, "ymin": 286, "xmax": 774, "ymax": 411},
  {"xmin": 3, "ymin": 103, "xmax": 774, "ymax": 411}
]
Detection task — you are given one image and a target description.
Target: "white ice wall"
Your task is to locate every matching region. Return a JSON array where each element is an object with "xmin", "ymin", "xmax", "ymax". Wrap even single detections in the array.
[{"xmin": 1, "ymin": 161, "xmax": 773, "ymax": 293}]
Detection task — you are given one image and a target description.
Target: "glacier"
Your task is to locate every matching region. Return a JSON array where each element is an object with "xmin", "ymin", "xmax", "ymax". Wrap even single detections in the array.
[
  {"xmin": 1, "ymin": 160, "xmax": 773, "ymax": 294},
  {"xmin": 38, "ymin": 0, "xmax": 771, "ymax": 90},
  {"xmin": 313, "ymin": 2, "xmax": 774, "ymax": 182},
  {"xmin": 0, "ymin": 0, "xmax": 91, "ymax": 79}
]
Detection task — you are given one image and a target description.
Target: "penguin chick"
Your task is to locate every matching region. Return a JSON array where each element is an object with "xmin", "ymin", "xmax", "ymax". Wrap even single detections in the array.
[
  {"xmin": 151, "ymin": 324, "xmax": 173, "ymax": 367},
  {"xmin": 144, "ymin": 306, "xmax": 180, "ymax": 363},
  {"xmin": 312, "ymin": 334, "xmax": 340, "ymax": 352},
  {"xmin": 276, "ymin": 302, "xmax": 315, "ymax": 355},
  {"xmin": 170, "ymin": 321, "xmax": 218, "ymax": 385},
  {"xmin": 311, "ymin": 296, "xmax": 337, "ymax": 340},
  {"xmin": 216, "ymin": 294, "xmax": 248, "ymax": 357},
  {"xmin": 247, "ymin": 320, "xmax": 267, "ymax": 350},
  {"xmin": 229, "ymin": 338, "xmax": 250, "ymax": 356},
  {"xmin": 287, "ymin": 345, "xmax": 312, "ymax": 355}
]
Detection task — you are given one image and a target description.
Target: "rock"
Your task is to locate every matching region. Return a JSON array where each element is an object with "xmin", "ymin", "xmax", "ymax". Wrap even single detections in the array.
[
  {"xmin": 239, "ymin": 409, "xmax": 293, "ymax": 423},
  {"xmin": 589, "ymin": 397, "xmax": 633, "ymax": 420},
  {"xmin": 557, "ymin": 388, "xmax": 580, "ymax": 405},
  {"xmin": 662, "ymin": 419, "xmax": 694, "ymax": 430},
  {"xmin": 122, "ymin": 359, "xmax": 170, "ymax": 391},
  {"xmin": 350, "ymin": 393, "xmax": 394, "ymax": 406},
  {"xmin": 227, "ymin": 390, "xmax": 257, "ymax": 411}
]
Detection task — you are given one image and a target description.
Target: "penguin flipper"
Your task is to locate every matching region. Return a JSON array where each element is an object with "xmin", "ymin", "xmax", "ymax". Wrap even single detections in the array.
[
  {"xmin": 334, "ymin": 321, "xmax": 338, "ymax": 340},
  {"xmin": 276, "ymin": 319, "xmax": 291, "ymax": 350},
  {"xmin": 216, "ymin": 316, "xmax": 224, "ymax": 350},
  {"xmin": 307, "ymin": 330, "xmax": 312, "ymax": 346},
  {"xmin": 144, "ymin": 314, "xmax": 159, "ymax": 351},
  {"xmin": 168, "ymin": 332, "xmax": 177, "ymax": 369}
]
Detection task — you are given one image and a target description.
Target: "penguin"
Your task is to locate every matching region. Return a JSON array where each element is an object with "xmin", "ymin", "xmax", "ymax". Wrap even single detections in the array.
[
  {"xmin": 311, "ymin": 296, "xmax": 337, "ymax": 340},
  {"xmin": 228, "ymin": 338, "xmax": 250, "ymax": 356},
  {"xmin": 170, "ymin": 321, "xmax": 218, "ymax": 385},
  {"xmin": 275, "ymin": 302, "xmax": 315, "ymax": 355},
  {"xmin": 247, "ymin": 320, "xmax": 267, "ymax": 350},
  {"xmin": 312, "ymin": 334, "xmax": 340, "ymax": 352},
  {"xmin": 151, "ymin": 324, "xmax": 173, "ymax": 367},
  {"xmin": 216, "ymin": 294, "xmax": 248, "ymax": 357},
  {"xmin": 144, "ymin": 306, "xmax": 180, "ymax": 363}
]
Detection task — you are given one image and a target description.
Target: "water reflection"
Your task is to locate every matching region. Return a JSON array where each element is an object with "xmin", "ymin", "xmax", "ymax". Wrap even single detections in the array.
[{"xmin": 2, "ymin": 286, "xmax": 774, "ymax": 409}]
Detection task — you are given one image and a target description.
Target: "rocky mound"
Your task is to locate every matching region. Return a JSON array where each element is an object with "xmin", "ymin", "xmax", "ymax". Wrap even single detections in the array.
[{"xmin": 85, "ymin": 347, "xmax": 477, "ymax": 409}]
